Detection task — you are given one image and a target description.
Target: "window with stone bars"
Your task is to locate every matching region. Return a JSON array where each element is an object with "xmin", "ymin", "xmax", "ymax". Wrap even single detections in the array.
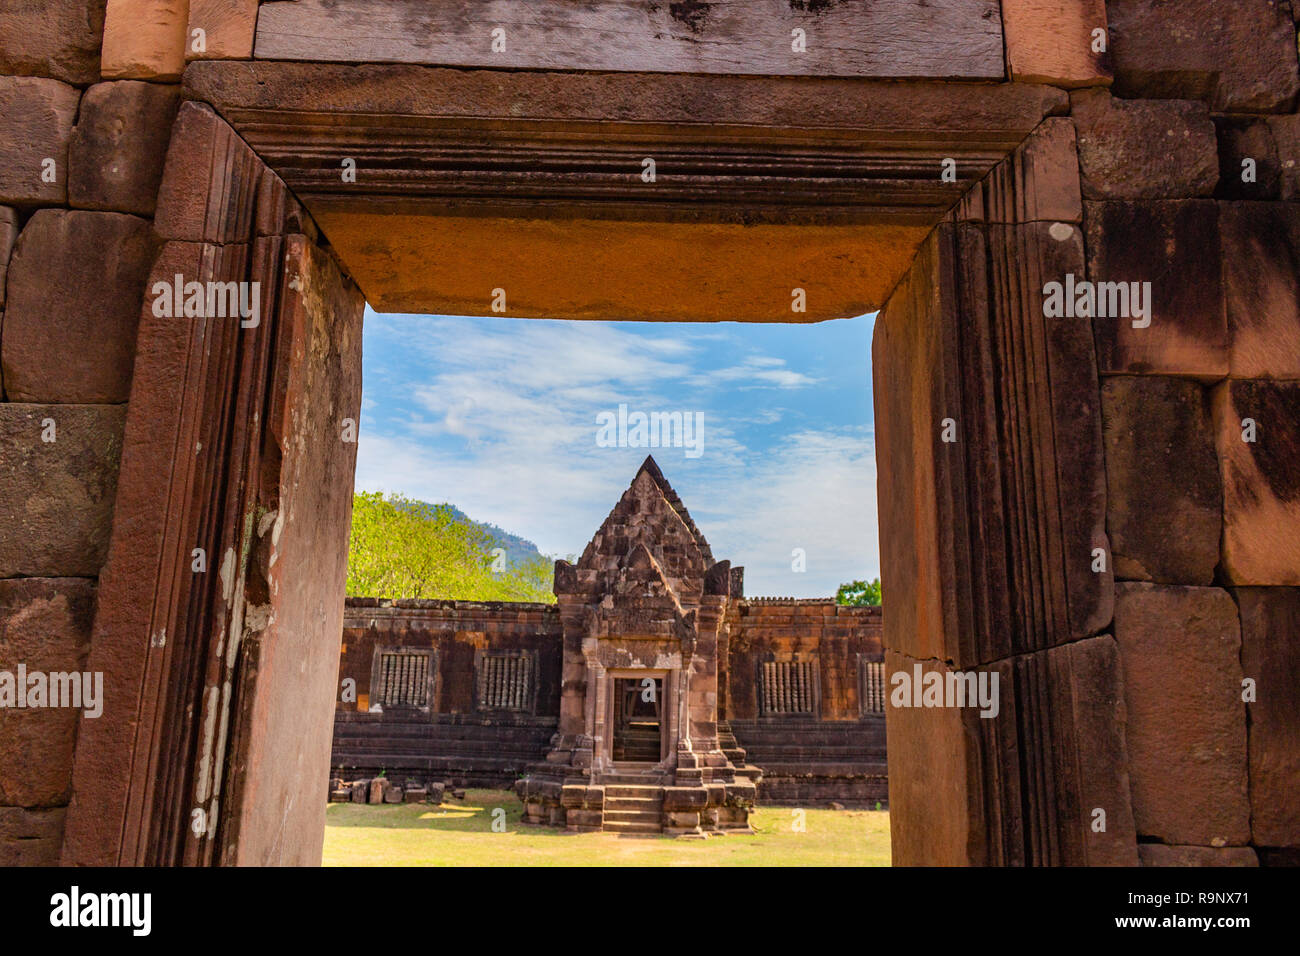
[
  {"xmin": 375, "ymin": 651, "xmax": 430, "ymax": 708},
  {"xmin": 760, "ymin": 660, "xmax": 817, "ymax": 715},
  {"xmin": 860, "ymin": 658, "xmax": 886, "ymax": 714},
  {"xmin": 477, "ymin": 653, "xmax": 534, "ymax": 712}
]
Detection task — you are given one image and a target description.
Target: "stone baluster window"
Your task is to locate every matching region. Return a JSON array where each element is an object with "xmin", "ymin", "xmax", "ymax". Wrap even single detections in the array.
[
  {"xmin": 477, "ymin": 652, "xmax": 534, "ymax": 712},
  {"xmin": 761, "ymin": 660, "xmax": 816, "ymax": 715},
  {"xmin": 375, "ymin": 651, "xmax": 431, "ymax": 708},
  {"xmin": 860, "ymin": 658, "xmax": 886, "ymax": 714}
]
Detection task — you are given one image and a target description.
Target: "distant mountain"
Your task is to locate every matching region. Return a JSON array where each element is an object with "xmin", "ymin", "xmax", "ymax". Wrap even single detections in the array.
[{"xmin": 441, "ymin": 504, "xmax": 547, "ymax": 568}]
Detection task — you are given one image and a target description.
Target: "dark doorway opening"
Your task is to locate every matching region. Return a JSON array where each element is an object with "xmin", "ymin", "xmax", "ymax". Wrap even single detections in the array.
[{"xmin": 612, "ymin": 677, "xmax": 663, "ymax": 763}]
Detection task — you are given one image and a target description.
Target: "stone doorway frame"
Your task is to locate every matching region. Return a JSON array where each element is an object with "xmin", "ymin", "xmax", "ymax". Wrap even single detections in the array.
[
  {"xmin": 62, "ymin": 60, "xmax": 1132, "ymax": 867},
  {"xmin": 604, "ymin": 669, "xmax": 673, "ymax": 771}
]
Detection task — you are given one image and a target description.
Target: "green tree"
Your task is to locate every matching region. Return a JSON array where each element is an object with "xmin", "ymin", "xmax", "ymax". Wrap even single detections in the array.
[
  {"xmin": 836, "ymin": 578, "xmax": 882, "ymax": 606},
  {"xmin": 347, "ymin": 492, "xmax": 555, "ymax": 602}
]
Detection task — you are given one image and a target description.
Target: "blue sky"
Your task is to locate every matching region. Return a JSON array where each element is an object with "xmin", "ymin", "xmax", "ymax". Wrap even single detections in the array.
[{"xmin": 355, "ymin": 306, "xmax": 879, "ymax": 597}]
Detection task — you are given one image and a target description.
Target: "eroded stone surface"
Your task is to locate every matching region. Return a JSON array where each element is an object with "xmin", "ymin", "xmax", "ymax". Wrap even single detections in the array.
[
  {"xmin": 0, "ymin": 404, "xmax": 125, "ymax": 577},
  {"xmin": 1, "ymin": 209, "xmax": 154, "ymax": 403},
  {"xmin": 187, "ymin": 0, "xmax": 259, "ymax": 60},
  {"xmin": 1108, "ymin": 0, "xmax": 1300, "ymax": 112},
  {"xmin": 1220, "ymin": 203, "xmax": 1300, "ymax": 379},
  {"xmin": 0, "ymin": 807, "xmax": 67, "ymax": 866},
  {"xmin": 1235, "ymin": 587, "xmax": 1300, "ymax": 847},
  {"xmin": 1086, "ymin": 201, "xmax": 1226, "ymax": 379},
  {"xmin": 0, "ymin": 579, "xmax": 96, "ymax": 809},
  {"xmin": 1071, "ymin": 91, "xmax": 1218, "ymax": 200},
  {"xmin": 0, "ymin": 77, "xmax": 79, "ymax": 206},
  {"xmin": 101, "ymin": 0, "xmax": 188, "ymax": 80},
  {"xmin": 1138, "ymin": 844, "xmax": 1259, "ymax": 866},
  {"xmin": 1114, "ymin": 583, "xmax": 1250, "ymax": 848},
  {"xmin": 1002, "ymin": 0, "xmax": 1110, "ymax": 88},
  {"xmin": 0, "ymin": 0, "xmax": 106, "ymax": 85},
  {"xmin": 69, "ymin": 81, "xmax": 181, "ymax": 215},
  {"xmin": 1101, "ymin": 377, "xmax": 1222, "ymax": 585},
  {"xmin": 1213, "ymin": 380, "xmax": 1300, "ymax": 586}
]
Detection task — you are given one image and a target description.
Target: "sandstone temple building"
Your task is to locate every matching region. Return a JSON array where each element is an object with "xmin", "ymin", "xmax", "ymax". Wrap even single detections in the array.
[{"xmin": 331, "ymin": 458, "xmax": 886, "ymax": 835}]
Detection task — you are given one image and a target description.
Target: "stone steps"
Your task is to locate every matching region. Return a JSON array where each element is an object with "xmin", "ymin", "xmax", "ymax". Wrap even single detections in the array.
[{"xmin": 603, "ymin": 785, "xmax": 664, "ymax": 834}]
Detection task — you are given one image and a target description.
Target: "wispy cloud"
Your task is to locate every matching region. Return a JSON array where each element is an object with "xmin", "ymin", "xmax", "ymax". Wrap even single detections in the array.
[{"xmin": 356, "ymin": 309, "xmax": 877, "ymax": 598}]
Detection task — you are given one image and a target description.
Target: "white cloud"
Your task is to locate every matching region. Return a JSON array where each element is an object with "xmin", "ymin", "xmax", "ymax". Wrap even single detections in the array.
[{"xmin": 356, "ymin": 310, "xmax": 878, "ymax": 597}]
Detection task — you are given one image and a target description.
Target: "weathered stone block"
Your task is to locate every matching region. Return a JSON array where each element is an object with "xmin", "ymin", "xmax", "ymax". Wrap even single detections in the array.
[
  {"xmin": 101, "ymin": 0, "xmax": 188, "ymax": 80},
  {"xmin": 1108, "ymin": 0, "xmax": 1300, "ymax": 112},
  {"xmin": 0, "ymin": 207, "xmax": 17, "ymax": 313},
  {"xmin": 1138, "ymin": 845, "xmax": 1259, "ymax": 867},
  {"xmin": 1220, "ymin": 203, "xmax": 1300, "ymax": 379},
  {"xmin": 1114, "ymin": 583, "xmax": 1250, "ymax": 848},
  {"xmin": 1001, "ymin": 0, "xmax": 1110, "ymax": 88},
  {"xmin": 382, "ymin": 786, "xmax": 402, "ymax": 803},
  {"xmin": 402, "ymin": 787, "xmax": 425, "ymax": 803},
  {"xmin": 349, "ymin": 781, "xmax": 366, "ymax": 803},
  {"xmin": 1071, "ymin": 91, "xmax": 1218, "ymax": 200},
  {"xmin": 1213, "ymin": 381, "xmax": 1300, "ymax": 585},
  {"xmin": 1086, "ymin": 201, "xmax": 1226, "ymax": 379},
  {"xmin": 2, "ymin": 209, "xmax": 154, "ymax": 403},
  {"xmin": 954, "ymin": 117, "xmax": 1083, "ymax": 224},
  {"xmin": 0, "ymin": 77, "xmax": 79, "ymax": 206},
  {"xmin": 0, "ymin": 579, "xmax": 96, "ymax": 809},
  {"xmin": 0, "ymin": 807, "xmax": 67, "ymax": 866},
  {"xmin": 69, "ymin": 81, "xmax": 181, "ymax": 216},
  {"xmin": 1100, "ymin": 377, "xmax": 1222, "ymax": 585},
  {"xmin": 327, "ymin": 789, "xmax": 349, "ymax": 802},
  {"xmin": 1214, "ymin": 119, "xmax": 1281, "ymax": 200},
  {"xmin": 154, "ymin": 102, "xmax": 262, "ymax": 243},
  {"xmin": 1048, "ymin": 635, "xmax": 1140, "ymax": 866},
  {"xmin": 0, "ymin": 0, "xmax": 106, "ymax": 85},
  {"xmin": 0, "ymin": 405, "xmax": 125, "ymax": 577},
  {"xmin": 1267, "ymin": 114, "xmax": 1300, "ymax": 200},
  {"xmin": 1235, "ymin": 587, "xmax": 1300, "ymax": 847},
  {"xmin": 884, "ymin": 650, "xmax": 980, "ymax": 865},
  {"xmin": 565, "ymin": 808, "xmax": 602, "ymax": 830},
  {"xmin": 187, "ymin": 0, "xmax": 259, "ymax": 60},
  {"xmin": 368, "ymin": 777, "xmax": 385, "ymax": 804}
]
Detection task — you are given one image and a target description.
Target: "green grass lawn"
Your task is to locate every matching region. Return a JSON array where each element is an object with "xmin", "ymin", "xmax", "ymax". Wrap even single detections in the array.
[{"xmin": 323, "ymin": 788, "xmax": 890, "ymax": 866}]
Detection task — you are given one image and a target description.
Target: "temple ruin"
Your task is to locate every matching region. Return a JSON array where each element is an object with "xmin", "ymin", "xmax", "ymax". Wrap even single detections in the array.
[{"xmin": 331, "ymin": 457, "xmax": 886, "ymax": 835}]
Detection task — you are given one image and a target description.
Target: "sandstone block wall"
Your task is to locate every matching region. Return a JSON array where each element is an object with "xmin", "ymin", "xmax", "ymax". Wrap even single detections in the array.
[
  {"xmin": 1089, "ymin": 0, "xmax": 1300, "ymax": 865},
  {"xmin": 331, "ymin": 599, "xmax": 564, "ymax": 787},
  {"xmin": 878, "ymin": 0, "xmax": 1300, "ymax": 866},
  {"xmin": 0, "ymin": 0, "xmax": 180, "ymax": 865},
  {"xmin": 330, "ymin": 597, "xmax": 887, "ymax": 801}
]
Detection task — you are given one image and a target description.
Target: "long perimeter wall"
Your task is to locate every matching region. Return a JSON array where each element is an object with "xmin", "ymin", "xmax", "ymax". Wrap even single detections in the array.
[{"xmin": 331, "ymin": 597, "xmax": 885, "ymax": 805}]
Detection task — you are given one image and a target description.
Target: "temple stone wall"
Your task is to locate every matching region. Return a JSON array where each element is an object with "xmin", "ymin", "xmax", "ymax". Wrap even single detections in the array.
[
  {"xmin": 329, "ymin": 595, "xmax": 887, "ymax": 804},
  {"xmin": 725, "ymin": 599, "xmax": 886, "ymax": 807},
  {"xmin": 0, "ymin": 0, "xmax": 180, "ymax": 865},
  {"xmin": 878, "ymin": 0, "xmax": 1300, "ymax": 866},
  {"xmin": 331, "ymin": 599, "xmax": 562, "ymax": 787}
]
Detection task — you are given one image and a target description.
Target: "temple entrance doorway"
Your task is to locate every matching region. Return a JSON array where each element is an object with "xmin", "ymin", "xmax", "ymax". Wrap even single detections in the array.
[{"xmin": 612, "ymin": 677, "xmax": 664, "ymax": 764}]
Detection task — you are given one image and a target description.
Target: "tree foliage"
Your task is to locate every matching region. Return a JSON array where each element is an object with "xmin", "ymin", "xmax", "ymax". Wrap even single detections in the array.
[
  {"xmin": 347, "ymin": 492, "xmax": 555, "ymax": 602},
  {"xmin": 836, "ymin": 578, "xmax": 882, "ymax": 607}
]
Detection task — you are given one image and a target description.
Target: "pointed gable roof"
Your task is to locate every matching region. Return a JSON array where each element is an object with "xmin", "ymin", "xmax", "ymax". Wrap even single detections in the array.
[
  {"xmin": 573, "ymin": 456, "xmax": 713, "ymax": 603},
  {"xmin": 633, "ymin": 455, "xmax": 714, "ymax": 567}
]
